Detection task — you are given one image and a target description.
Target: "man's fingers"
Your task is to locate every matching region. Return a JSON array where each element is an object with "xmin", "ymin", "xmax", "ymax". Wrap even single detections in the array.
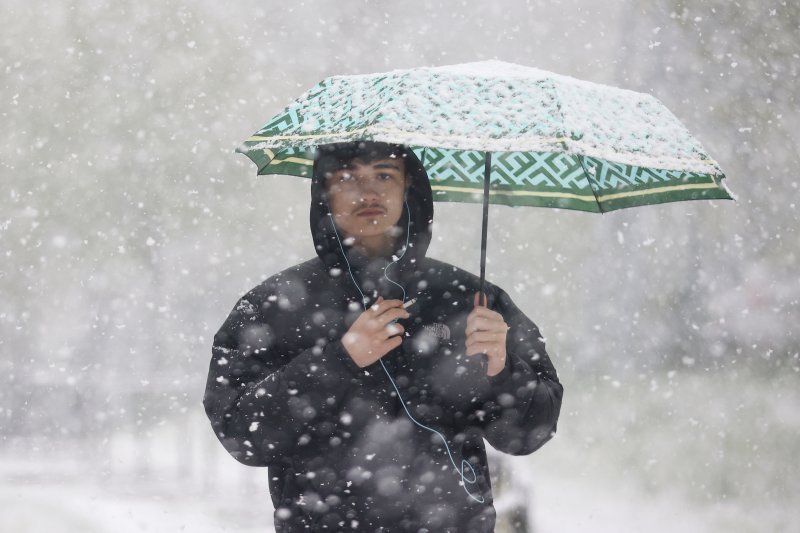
[
  {"xmin": 383, "ymin": 322, "xmax": 405, "ymax": 339},
  {"xmin": 375, "ymin": 307, "xmax": 410, "ymax": 327},
  {"xmin": 369, "ymin": 298, "xmax": 404, "ymax": 316},
  {"xmin": 473, "ymin": 292, "xmax": 488, "ymax": 308},
  {"xmin": 383, "ymin": 335, "xmax": 403, "ymax": 351},
  {"xmin": 368, "ymin": 296, "xmax": 385, "ymax": 312},
  {"xmin": 466, "ymin": 334, "xmax": 500, "ymax": 350},
  {"xmin": 465, "ymin": 315, "xmax": 506, "ymax": 336},
  {"xmin": 466, "ymin": 330, "xmax": 503, "ymax": 345},
  {"xmin": 469, "ymin": 305, "xmax": 503, "ymax": 321},
  {"xmin": 465, "ymin": 341, "xmax": 494, "ymax": 355},
  {"xmin": 465, "ymin": 317, "xmax": 486, "ymax": 337}
]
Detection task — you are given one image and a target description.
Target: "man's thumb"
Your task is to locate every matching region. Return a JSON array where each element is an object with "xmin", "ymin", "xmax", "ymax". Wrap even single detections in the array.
[{"xmin": 474, "ymin": 292, "xmax": 487, "ymax": 308}]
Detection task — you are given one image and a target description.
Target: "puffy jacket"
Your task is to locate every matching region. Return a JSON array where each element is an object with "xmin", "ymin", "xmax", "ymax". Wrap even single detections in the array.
[{"xmin": 203, "ymin": 149, "xmax": 563, "ymax": 532}]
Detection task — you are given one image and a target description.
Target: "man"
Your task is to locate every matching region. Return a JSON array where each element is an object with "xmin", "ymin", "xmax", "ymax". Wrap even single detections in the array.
[{"xmin": 203, "ymin": 141, "xmax": 563, "ymax": 532}]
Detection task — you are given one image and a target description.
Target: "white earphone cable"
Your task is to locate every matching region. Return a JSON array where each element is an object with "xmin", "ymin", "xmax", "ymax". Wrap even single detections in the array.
[{"xmin": 326, "ymin": 201, "xmax": 485, "ymax": 504}]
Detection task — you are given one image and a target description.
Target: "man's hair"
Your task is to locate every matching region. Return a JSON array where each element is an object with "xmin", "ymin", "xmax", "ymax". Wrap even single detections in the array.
[{"xmin": 315, "ymin": 141, "xmax": 409, "ymax": 183}]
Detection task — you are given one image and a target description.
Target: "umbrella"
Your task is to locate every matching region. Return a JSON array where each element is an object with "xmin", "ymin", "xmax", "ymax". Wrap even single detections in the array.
[{"xmin": 236, "ymin": 60, "xmax": 734, "ymax": 297}]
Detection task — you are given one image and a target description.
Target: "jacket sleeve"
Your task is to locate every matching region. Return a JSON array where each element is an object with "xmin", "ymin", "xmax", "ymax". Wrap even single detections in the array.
[
  {"xmin": 202, "ymin": 284, "xmax": 363, "ymax": 467},
  {"xmin": 475, "ymin": 286, "xmax": 563, "ymax": 455}
]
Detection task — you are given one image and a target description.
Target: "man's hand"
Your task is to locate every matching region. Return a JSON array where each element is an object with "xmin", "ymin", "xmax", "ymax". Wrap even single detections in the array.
[
  {"xmin": 466, "ymin": 292, "xmax": 509, "ymax": 377},
  {"xmin": 342, "ymin": 296, "xmax": 409, "ymax": 368}
]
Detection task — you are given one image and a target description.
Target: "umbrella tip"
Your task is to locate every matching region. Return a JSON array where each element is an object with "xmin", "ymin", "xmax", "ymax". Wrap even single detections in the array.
[{"xmin": 719, "ymin": 177, "xmax": 739, "ymax": 203}]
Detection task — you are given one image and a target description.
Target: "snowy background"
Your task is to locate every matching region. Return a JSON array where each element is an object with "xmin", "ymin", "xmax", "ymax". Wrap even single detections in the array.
[{"xmin": 2, "ymin": 0, "xmax": 798, "ymax": 531}]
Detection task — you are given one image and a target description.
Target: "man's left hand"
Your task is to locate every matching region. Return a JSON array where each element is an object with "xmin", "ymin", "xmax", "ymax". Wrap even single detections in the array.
[{"xmin": 465, "ymin": 292, "xmax": 509, "ymax": 377}]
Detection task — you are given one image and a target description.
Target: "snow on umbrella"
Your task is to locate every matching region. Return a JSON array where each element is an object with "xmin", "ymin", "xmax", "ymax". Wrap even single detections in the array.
[{"xmin": 236, "ymin": 60, "xmax": 734, "ymax": 295}]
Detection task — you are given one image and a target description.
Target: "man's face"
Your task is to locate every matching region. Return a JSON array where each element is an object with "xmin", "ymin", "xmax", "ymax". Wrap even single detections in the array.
[{"xmin": 325, "ymin": 157, "xmax": 407, "ymax": 243}]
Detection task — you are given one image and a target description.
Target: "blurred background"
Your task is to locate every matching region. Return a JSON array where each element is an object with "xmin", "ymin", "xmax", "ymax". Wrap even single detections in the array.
[{"xmin": 2, "ymin": 0, "xmax": 798, "ymax": 531}]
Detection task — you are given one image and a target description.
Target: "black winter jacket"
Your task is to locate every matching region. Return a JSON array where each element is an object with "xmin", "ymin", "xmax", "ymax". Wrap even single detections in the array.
[{"xmin": 203, "ymin": 151, "xmax": 563, "ymax": 532}]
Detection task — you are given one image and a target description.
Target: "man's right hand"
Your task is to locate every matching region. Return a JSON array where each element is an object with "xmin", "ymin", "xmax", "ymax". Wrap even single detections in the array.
[{"xmin": 342, "ymin": 296, "xmax": 409, "ymax": 368}]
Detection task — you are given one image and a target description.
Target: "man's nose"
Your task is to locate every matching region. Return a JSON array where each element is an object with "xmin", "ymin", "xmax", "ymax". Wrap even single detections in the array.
[{"xmin": 356, "ymin": 178, "xmax": 381, "ymax": 198}]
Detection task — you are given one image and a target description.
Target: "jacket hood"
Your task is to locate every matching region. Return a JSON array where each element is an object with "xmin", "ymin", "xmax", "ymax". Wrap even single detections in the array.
[{"xmin": 310, "ymin": 143, "xmax": 433, "ymax": 303}]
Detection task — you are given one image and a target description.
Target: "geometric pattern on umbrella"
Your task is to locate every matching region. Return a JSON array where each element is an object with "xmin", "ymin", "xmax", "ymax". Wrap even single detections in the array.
[
  {"xmin": 241, "ymin": 146, "xmax": 730, "ymax": 213},
  {"xmin": 584, "ymin": 157, "xmax": 673, "ymax": 190},
  {"xmin": 421, "ymin": 148, "xmax": 589, "ymax": 190}
]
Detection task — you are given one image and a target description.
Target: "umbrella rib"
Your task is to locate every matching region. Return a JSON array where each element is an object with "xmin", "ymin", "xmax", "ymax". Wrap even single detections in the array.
[{"xmin": 578, "ymin": 155, "xmax": 604, "ymax": 214}]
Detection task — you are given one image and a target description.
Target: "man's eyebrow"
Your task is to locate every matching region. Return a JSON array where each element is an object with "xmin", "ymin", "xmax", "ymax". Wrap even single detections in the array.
[{"xmin": 372, "ymin": 162, "xmax": 402, "ymax": 170}]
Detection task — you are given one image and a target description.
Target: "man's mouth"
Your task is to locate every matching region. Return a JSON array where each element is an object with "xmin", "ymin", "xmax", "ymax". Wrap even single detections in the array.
[{"xmin": 356, "ymin": 208, "xmax": 385, "ymax": 217}]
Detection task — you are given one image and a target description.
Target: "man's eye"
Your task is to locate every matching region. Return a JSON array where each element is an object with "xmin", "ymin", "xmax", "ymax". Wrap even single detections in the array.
[{"xmin": 378, "ymin": 174, "xmax": 393, "ymax": 180}]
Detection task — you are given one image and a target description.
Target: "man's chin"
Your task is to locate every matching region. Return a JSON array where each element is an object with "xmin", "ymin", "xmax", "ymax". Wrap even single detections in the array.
[
  {"xmin": 355, "ymin": 229, "xmax": 392, "ymax": 239},
  {"xmin": 354, "ymin": 223, "xmax": 395, "ymax": 236}
]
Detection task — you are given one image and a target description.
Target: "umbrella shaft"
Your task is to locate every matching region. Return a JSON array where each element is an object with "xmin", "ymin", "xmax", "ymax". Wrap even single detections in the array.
[{"xmin": 479, "ymin": 152, "xmax": 491, "ymax": 306}]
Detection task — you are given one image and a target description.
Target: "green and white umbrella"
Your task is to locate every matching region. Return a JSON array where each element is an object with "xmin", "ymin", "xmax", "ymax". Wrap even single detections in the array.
[{"xmin": 237, "ymin": 60, "xmax": 734, "ymax": 293}]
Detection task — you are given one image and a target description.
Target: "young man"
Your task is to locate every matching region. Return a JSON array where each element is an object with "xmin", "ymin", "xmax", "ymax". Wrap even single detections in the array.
[{"xmin": 203, "ymin": 142, "xmax": 563, "ymax": 532}]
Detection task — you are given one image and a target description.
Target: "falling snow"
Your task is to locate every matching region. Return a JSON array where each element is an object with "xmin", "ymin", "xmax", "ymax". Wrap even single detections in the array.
[{"xmin": 2, "ymin": 1, "xmax": 798, "ymax": 532}]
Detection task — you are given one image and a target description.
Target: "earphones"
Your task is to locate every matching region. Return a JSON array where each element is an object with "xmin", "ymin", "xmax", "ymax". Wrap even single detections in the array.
[{"xmin": 326, "ymin": 200, "xmax": 486, "ymax": 504}]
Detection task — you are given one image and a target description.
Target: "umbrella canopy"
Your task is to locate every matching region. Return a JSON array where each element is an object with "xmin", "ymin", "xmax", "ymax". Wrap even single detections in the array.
[
  {"xmin": 237, "ymin": 60, "xmax": 734, "ymax": 213},
  {"xmin": 236, "ymin": 60, "xmax": 734, "ymax": 299}
]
